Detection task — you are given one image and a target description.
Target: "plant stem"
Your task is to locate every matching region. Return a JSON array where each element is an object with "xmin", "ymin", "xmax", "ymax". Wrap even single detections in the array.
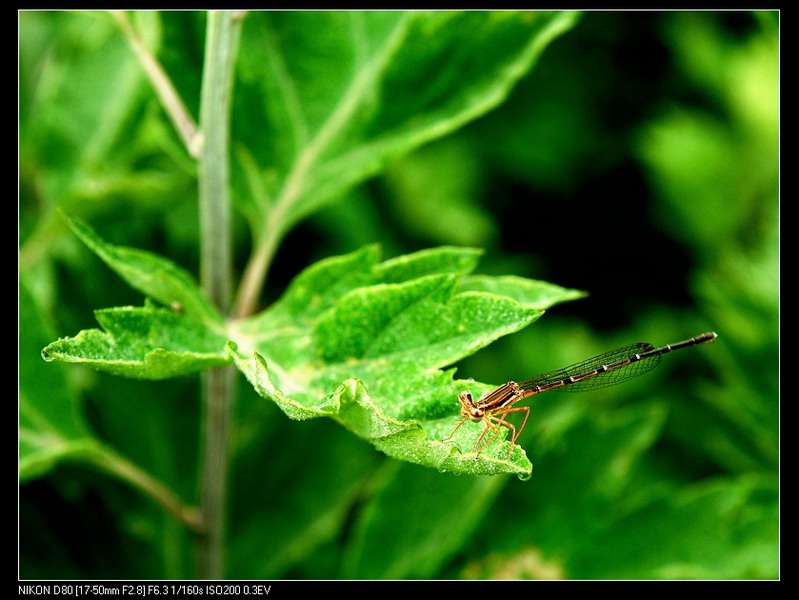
[
  {"xmin": 196, "ymin": 10, "xmax": 243, "ymax": 580},
  {"xmin": 233, "ymin": 221, "xmax": 282, "ymax": 319},
  {"xmin": 110, "ymin": 10, "xmax": 202, "ymax": 158},
  {"xmin": 86, "ymin": 445, "xmax": 204, "ymax": 534},
  {"xmin": 198, "ymin": 366, "xmax": 236, "ymax": 579},
  {"xmin": 230, "ymin": 22, "xmax": 393, "ymax": 319},
  {"xmin": 232, "ymin": 142, "xmax": 315, "ymax": 318}
]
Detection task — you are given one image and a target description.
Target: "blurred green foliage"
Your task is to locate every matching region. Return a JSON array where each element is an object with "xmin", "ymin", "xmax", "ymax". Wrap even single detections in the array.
[{"xmin": 19, "ymin": 10, "xmax": 778, "ymax": 579}]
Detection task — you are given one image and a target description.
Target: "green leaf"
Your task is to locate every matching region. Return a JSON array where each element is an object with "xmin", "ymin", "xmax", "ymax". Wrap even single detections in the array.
[
  {"xmin": 19, "ymin": 277, "xmax": 100, "ymax": 480},
  {"xmin": 20, "ymin": 12, "xmax": 148, "ymax": 195},
  {"xmin": 382, "ymin": 139, "xmax": 497, "ymax": 247},
  {"xmin": 231, "ymin": 245, "xmax": 585, "ymax": 478},
  {"xmin": 574, "ymin": 474, "xmax": 779, "ymax": 579},
  {"xmin": 65, "ymin": 213, "xmax": 222, "ymax": 325},
  {"xmin": 227, "ymin": 417, "xmax": 382, "ymax": 579},
  {"xmin": 459, "ymin": 274, "xmax": 588, "ymax": 310},
  {"xmin": 238, "ymin": 244, "xmax": 483, "ymax": 339},
  {"xmin": 342, "ymin": 462, "xmax": 507, "ymax": 579},
  {"xmin": 42, "ymin": 218, "xmax": 583, "ymax": 475},
  {"xmin": 233, "ymin": 10, "xmax": 581, "ymax": 237},
  {"xmin": 42, "ymin": 302, "xmax": 229, "ymax": 379},
  {"xmin": 229, "ymin": 354, "xmax": 533, "ymax": 479}
]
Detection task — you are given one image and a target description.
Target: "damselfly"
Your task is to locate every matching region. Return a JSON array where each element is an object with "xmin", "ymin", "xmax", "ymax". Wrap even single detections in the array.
[{"xmin": 445, "ymin": 332, "xmax": 718, "ymax": 459}]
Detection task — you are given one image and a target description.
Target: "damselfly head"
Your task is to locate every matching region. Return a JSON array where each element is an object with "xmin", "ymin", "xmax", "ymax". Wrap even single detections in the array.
[{"xmin": 458, "ymin": 391, "xmax": 485, "ymax": 422}]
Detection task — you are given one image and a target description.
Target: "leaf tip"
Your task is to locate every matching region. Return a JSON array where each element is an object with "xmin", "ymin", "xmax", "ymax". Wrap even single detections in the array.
[{"xmin": 40, "ymin": 346, "xmax": 56, "ymax": 363}]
